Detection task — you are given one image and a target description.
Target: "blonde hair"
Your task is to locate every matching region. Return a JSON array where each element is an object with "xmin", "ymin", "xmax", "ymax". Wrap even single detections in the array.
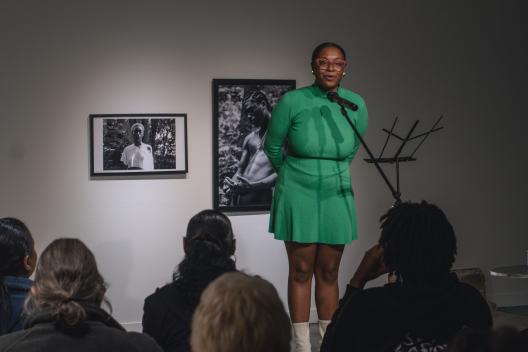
[{"xmin": 191, "ymin": 272, "xmax": 290, "ymax": 352}]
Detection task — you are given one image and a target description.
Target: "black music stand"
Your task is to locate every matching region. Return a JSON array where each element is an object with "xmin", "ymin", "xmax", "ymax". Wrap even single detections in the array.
[
  {"xmin": 332, "ymin": 101, "xmax": 443, "ymax": 205},
  {"xmin": 364, "ymin": 116, "xmax": 444, "ymax": 205}
]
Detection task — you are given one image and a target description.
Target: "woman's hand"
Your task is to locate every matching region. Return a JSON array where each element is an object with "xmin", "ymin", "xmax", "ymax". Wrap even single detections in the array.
[{"xmin": 348, "ymin": 244, "xmax": 388, "ymax": 289}]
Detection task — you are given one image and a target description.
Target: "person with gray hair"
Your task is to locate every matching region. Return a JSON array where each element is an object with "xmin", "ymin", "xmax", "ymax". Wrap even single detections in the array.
[
  {"xmin": 191, "ymin": 272, "xmax": 291, "ymax": 352},
  {"xmin": 120, "ymin": 122, "xmax": 154, "ymax": 170}
]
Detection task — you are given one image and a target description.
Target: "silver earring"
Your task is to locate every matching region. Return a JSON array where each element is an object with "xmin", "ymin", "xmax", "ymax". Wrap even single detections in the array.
[{"xmin": 343, "ymin": 72, "xmax": 347, "ymax": 77}]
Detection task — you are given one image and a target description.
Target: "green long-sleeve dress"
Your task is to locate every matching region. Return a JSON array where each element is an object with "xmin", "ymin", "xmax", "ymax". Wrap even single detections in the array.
[{"xmin": 263, "ymin": 84, "xmax": 368, "ymax": 244}]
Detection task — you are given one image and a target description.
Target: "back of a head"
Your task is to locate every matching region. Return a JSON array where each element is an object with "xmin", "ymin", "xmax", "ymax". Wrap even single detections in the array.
[
  {"xmin": 185, "ymin": 209, "xmax": 234, "ymax": 249},
  {"xmin": 0, "ymin": 218, "xmax": 34, "ymax": 334},
  {"xmin": 25, "ymin": 238, "xmax": 107, "ymax": 327},
  {"xmin": 175, "ymin": 210, "xmax": 236, "ymax": 307},
  {"xmin": 0, "ymin": 218, "xmax": 34, "ymax": 278},
  {"xmin": 191, "ymin": 272, "xmax": 291, "ymax": 352},
  {"xmin": 379, "ymin": 201, "xmax": 457, "ymax": 284}
]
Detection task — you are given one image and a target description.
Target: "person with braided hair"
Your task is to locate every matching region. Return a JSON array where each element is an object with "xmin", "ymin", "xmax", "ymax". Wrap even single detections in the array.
[
  {"xmin": 223, "ymin": 90, "xmax": 277, "ymax": 206},
  {"xmin": 0, "ymin": 217, "xmax": 37, "ymax": 335},
  {"xmin": 0, "ymin": 238, "xmax": 162, "ymax": 352},
  {"xmin": 320, "ymin": 201, "xmax": 492, "ymax": 352},
  {"xmin": 142, "ymin": 209, "xmax": 237, "ymax": 352}
]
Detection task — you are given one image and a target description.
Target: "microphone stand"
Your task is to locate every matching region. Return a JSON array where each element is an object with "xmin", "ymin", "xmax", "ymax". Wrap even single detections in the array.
[
  {"xmin": 336, "ymin": 104, "xmax": 402, "ymax": 205},
  {"xmin": 333, "ymin": 95, "xmax": 443, "ymax": 206}
]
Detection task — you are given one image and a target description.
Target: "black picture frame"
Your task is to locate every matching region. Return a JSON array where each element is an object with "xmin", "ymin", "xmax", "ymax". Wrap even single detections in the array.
[
  {"xmin": 90, "ymin": 113, "xmax": 188, "ymax": 176},
  {"xmin": 213, "ymin": 79, "xmax": 296, "ymax": 212}
]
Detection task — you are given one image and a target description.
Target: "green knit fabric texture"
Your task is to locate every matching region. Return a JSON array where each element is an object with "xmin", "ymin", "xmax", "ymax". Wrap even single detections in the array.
[{"xmin": 264, "ymin": 84, "xmax": 368, "ymax": 244}]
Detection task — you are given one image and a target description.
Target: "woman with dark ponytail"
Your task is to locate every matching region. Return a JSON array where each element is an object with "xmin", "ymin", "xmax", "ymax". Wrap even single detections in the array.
[
  {"xmin": 0, "ymin": 217, "xmax": 37, "ymax": 335},
  {"xmin": 0, "ymin": 238, "xmax": 162, "ymax": 352},
  {"xmin": 142, "ymin": 209, "xmax": 237, "ymax": 352}
]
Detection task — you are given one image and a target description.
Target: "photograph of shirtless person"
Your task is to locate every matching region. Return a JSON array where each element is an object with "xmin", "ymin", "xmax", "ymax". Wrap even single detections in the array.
[
  {"xmin": 224, "ymin": 90, "xmax": 277, "ymax": 205},
  {"xmin": 213, "ymin": 79, "xmax": 295, "ymax": 211}
]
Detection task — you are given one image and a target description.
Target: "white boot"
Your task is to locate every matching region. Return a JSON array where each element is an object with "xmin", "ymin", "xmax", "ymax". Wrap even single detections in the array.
[
  {"xmin": 318, "ymin": 320, "xmax": 331, "ymax": 344},
  {"xmin": 292, "ymin": 322, "xmax": 311, "ymax": 352}
]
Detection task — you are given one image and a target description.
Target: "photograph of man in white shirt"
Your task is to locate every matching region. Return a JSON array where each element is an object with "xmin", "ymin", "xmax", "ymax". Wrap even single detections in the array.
[{"xmin": 120, "ymin": 122, "xmax": 154, "ymax": 170}]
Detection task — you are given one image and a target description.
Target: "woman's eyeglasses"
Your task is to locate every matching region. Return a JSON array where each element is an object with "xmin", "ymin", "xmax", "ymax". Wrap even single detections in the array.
[{"xmin": 314, "ymin": 58, "xmax": 347, "ymax": 72}]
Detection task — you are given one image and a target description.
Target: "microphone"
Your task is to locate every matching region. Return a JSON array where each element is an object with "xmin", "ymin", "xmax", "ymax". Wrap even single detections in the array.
[{"xmin": 327, "ymin": 91, "xmax": 358, "ymax": 111}]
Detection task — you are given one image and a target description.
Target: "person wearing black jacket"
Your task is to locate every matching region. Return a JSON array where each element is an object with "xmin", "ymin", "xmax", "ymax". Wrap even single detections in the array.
[
  {"xmin": 142, "ymin": 209, "xmax": 237, "ymax": 352},
  {"xmin": 0, "ymin": 218, "xmax": 37, "ymax": 335},
  {"xmin": 321, "ymin": 201, "xmax": 492, "ymax": 352},
  {"xmin": 0, "ymin": 238, "xmax": 161, "ymax": 352}
]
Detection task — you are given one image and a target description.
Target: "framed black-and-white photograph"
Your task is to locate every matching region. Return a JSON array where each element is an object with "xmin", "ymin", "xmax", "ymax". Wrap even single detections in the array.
[
  {"xmin": 90, "ymin": 113, "xmax": 188, "ymax": 176},
  {"xmin": 213, "ymin": 79, "xmax": 295, "ymax": 212}
]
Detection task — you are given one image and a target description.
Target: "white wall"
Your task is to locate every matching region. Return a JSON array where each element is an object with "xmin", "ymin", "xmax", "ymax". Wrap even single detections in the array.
[{"xmin": 1, "ymin": 0, "xmax": 527, "ymax": 329}]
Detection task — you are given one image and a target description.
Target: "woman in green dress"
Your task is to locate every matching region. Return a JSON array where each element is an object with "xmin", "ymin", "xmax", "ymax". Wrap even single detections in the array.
[{"xmin": 264, "ymin": 42, "xmax": 368, "ymax": 352}]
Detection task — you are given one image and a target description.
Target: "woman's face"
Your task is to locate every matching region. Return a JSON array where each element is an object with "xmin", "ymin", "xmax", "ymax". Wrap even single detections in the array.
[{"xmin": 312, "ymin": 46, "xmax": 347, "ymax": 92}]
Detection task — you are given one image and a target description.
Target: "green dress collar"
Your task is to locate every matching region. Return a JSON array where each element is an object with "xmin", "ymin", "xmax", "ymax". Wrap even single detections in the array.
[{"xmin": 311, "ymin": 83, "xmax": 345, "ymax": 98}]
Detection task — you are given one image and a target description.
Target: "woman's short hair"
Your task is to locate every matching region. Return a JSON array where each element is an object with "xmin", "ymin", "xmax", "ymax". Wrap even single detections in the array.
[
  {"xmin": 0, "ymin": 218, "xmax": 34, "ymax": 277},
  {"xmin": 25, "ymin": 238, "xmax": 107, "ymax": 326},
  {"xmin": 130, "ymin": 122, "xmax": 145, "ymax": 132},
  {"xmin": 191, "ymin": 272, "xmax": 291, "ymax": 352},
  {"xmin": 379, "ymin": 201, "xmax": 457, "ymax": 283},
  {"xmin": 311, "ymin": 42, "xmax": 347, "ymax": 63}
]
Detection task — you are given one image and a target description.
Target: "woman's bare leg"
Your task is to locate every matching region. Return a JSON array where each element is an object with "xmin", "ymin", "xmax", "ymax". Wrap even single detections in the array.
[
  {"xmin": 285, "ymin": 241, "xmax": 317, "ymax": 322},
  {"xmin": 314, "ymin": 244, "xmax": 345, "ymax": 320}
]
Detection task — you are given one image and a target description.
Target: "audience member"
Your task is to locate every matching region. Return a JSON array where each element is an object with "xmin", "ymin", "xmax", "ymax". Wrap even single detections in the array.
[
  {"xmin": 448, "ymin": 326, "xmax": 528, "ymax": 352},
  {"xmin": 321, "ymin": 201, "xmax": 493, "ymax": 352},
  {"xmin": 142, "ymin": 209, "xmax": 237, "ymax": 352},
  {"xmin": 0, "ymin": 238, "xmax": 162, "ymax": 352},
  {"xmin": 191, "ymin": 272, "xmax": 291, "ymax": 352},
  {"xmin": 0, "ymin": 218, "xmax": 37, "ymax": 335}
]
